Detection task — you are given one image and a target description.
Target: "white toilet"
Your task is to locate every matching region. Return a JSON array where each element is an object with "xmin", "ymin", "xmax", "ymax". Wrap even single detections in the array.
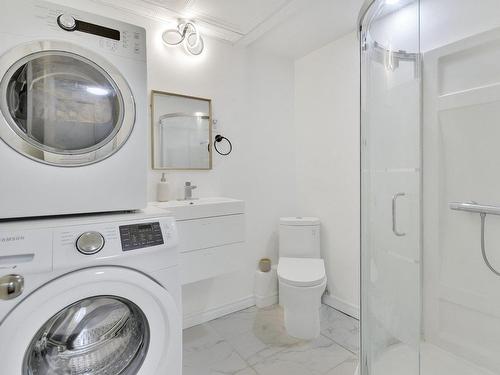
[{"xmin": 277, "ymin": 217, "xmax": 326, "ymax": 340}]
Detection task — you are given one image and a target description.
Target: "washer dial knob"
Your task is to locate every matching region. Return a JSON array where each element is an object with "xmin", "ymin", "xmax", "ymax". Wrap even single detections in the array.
[
  {"xmin": 76, "ymin": 232, "xmax": 105, "ymax": 255},
  {"xmin": 57, "ymin": 14, "xmax": 77, "ymax": 31}
]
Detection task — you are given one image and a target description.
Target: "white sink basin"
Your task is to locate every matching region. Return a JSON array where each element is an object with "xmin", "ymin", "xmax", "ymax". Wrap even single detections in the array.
[{"xmin": 151, "ymin": 197, "xmax": 244, "ymax": 221}]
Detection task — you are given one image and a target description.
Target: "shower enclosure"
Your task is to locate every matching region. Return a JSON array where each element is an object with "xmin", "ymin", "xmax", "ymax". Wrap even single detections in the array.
[{"xmin": 359, "ymin": 1, "xmax": 500, "ymax": 374}]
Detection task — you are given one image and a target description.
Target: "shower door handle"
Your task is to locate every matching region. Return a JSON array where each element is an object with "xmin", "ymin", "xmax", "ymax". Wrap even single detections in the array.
[{"xmin": 392, "ymin": 192, "xmax": 406, "ymax": 237}]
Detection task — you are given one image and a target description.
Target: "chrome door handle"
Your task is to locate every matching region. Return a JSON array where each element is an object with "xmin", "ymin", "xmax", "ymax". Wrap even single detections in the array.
[
  {"xmin": 0, "ymin": 274, "xmax": 24, "ymax": 300},
  {"xmin": 392, "ymin": 192, "xmax": 406, "ymax": 237}
]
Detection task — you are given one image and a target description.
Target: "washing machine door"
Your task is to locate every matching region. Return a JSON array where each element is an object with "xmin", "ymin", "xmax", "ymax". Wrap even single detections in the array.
[
  {"xmin": 0, "ymin": 267, "xmax": 181, "ymax": 375},
  {"xmin": 0, "ymin": 40, "xmax": 135, "ymax": 166}
]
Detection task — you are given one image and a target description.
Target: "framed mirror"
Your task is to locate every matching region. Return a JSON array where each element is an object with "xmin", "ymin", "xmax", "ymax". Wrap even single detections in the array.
[{"xmin": 151, "ymin": 91, "xmax": 212, "ymax": 170}]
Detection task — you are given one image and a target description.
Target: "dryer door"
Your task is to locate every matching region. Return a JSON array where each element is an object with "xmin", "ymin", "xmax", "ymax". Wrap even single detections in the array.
[
  {"xmin": 0, "ymin": 267, "xmax": 181, "ymax": 375},
  {"xmin": 0, "ymin": 41, "xmax": 135, "ymax": 166}
]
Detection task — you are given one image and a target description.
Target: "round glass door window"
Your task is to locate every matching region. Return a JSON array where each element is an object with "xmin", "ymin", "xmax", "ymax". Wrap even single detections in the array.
[
  {"xmin": 0, "ymin": 50, "xmax": 135, "ymax": 166},
  {"xmin": 23, "ymin": 296, "xmax": 150, "ymax": 375}
]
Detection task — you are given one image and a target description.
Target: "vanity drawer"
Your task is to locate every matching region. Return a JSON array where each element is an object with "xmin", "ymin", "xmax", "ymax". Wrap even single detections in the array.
[
  {"xmin": 176, "ymin": 214, "xmax": 245, "ymax": 253},
  {"xmin": 180, "ymin": 242, "xmax": 245, "ymax": 284}
]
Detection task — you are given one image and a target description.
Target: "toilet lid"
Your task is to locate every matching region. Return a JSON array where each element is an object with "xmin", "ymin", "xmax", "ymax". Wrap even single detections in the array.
[{"xmin": 277, "ymin": 257, "xmax": 326, "ymax": 287}]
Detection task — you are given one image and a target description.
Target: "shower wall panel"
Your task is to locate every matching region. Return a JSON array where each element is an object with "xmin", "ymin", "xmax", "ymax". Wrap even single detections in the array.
[{"xmin": 423, "ymin": 27, "xmax": 500, "ymax": 373}]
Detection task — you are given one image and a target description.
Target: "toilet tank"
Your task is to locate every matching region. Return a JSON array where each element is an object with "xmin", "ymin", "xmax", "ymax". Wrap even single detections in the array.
[{"xmin": 279, "ymin": 217, "xmax": 320, "ymax": 258}]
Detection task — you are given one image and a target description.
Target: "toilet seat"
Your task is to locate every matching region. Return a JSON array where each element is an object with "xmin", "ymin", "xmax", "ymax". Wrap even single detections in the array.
[{"xmin": 277, "ymin": 257, "xmax": 326, "ymax": 287}]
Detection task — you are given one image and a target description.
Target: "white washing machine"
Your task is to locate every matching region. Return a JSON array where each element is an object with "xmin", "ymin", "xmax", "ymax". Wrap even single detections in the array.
[
  {"xmin": 0, "ymin": 208, "xmax": 182, "ymax": 374},
  {"xmin": 0, "ymin": 0, "xmax": 147, "ymax": 219}
]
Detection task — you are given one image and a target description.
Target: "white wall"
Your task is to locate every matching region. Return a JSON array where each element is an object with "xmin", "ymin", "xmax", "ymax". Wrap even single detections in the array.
[
  {"xmin": 55, "ymin": 0, "xmax": 297, "ymax": 322},
  {"xmin": 421, "ymin": 0, "xmax": 500, "ymax": 52},
  {"xmin": 178, "ymin": 48, "xmax": 298, "ymax": 323},
  {"xmin": 294, "ymin": 32, "xmax": 360, "ymax": 317}
]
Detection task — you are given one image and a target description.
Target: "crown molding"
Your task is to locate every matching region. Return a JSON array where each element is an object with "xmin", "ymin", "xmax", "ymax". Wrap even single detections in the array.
[
  {"xmin": 235, "ymin": 0, "xmax": 309, "ymax": 46},
  {"xmin": 91, "ymin": 0, "xmax": 303, "ymax": 45},
  {"xmin": 91, "ymin": 0, "xmax": 243, "ymax": 43}
]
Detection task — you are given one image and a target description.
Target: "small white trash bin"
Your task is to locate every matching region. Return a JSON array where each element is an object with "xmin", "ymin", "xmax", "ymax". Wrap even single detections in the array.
[{"xmin": 254, "ymin": 265, "xmax": 278, "ymax": 308}]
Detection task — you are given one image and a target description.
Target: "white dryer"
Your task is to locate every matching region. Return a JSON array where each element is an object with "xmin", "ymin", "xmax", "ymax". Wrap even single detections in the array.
[
  {"xmin": 0, "ymin": 0, "xmax": 147, "ymax": 219},
  {"xmin": 0, "ymin": 208, "xmax": 182, "ymax": 375}
]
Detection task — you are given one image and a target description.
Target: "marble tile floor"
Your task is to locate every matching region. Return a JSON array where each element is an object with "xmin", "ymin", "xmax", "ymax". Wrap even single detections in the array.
[{"xmin": 183, "ymin": 304, "xmax": 360, "ymax": 375}]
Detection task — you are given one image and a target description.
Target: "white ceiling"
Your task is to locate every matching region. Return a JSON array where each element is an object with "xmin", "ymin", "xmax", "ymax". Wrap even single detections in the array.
[
  {"xmin": 96, "ymin": 0, "xmax": 364, "ymax": 59},
  {"xmin": 140, "ymin": 0, "xmax": 293, "ymax": 35},
  {"xmin": 248, "ymin": 0, "xmax": 365, "ymax": 59}
]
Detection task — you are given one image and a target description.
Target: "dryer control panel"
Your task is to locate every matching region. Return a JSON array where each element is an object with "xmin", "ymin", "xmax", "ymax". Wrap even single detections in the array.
[{"xmin": 17, "ymin": 0, "xmax": 148, "ymax": 61}]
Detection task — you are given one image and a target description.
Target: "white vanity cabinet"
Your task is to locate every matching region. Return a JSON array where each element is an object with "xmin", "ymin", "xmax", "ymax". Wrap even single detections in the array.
[{"xmin": 152, "ymin": 198, "xmax": 245, "ymax": 284}]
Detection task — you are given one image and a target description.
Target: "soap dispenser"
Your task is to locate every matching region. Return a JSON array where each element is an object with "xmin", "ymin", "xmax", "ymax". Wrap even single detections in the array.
[{"xmin": 157, "ymin": 173, "xmax": 170, "ymax": 202}]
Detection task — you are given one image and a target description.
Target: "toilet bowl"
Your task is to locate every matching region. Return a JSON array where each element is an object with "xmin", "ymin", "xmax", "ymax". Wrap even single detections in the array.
[
  {"xmin": 277, "ymin": 217, "xmax": 326, "ymax": 340},
  {"xmin": 278, "ymin": 257, "xmax": 326, "ymax": 339}
]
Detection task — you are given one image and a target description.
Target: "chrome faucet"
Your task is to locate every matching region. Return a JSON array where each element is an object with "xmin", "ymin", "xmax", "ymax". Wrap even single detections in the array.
[{"xmin": 184, "ymin": 181, "xmax": 198, "ymax": 200}]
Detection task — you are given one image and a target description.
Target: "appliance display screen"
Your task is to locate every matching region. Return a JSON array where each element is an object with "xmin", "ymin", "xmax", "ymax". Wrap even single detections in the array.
[
  {"xmin": 119, "ymin": 222, "xmax": 164, "ymax": 251},
  {"xmin": 76, "ymin": 20, "xmax": 121, "ymax": 41}
]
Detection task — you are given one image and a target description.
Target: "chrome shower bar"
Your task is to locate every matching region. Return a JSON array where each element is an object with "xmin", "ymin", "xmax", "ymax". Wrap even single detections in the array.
[
  {"xmin": 449, "ymin": 201, "xmax": 500, "ymax": 277},
  {"xmin": 449, "ymin": 201, "xmax": 500, "ymax": 216}
]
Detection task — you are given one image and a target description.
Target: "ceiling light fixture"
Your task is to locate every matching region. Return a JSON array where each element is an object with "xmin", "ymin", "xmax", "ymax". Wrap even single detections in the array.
[{"xmin": 162, "ymin": 21, "xmax": 204, "ymax": 55}]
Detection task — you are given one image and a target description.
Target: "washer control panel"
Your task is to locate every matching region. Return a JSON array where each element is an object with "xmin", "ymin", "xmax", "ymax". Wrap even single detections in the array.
[
  {"xmin": 57, "ymin": 14, "xmax": 77, "ymax": 31},
  {"xmin": 76, "ymin": 231, "xmax": 105, "ymax": 255},
  {"xmin": 119, "ymin": 222, "xmax": 164, "ymax": 252},
  {"xmin": 0, "ymin": 216, "xmax": 178, "ymax": 273}
]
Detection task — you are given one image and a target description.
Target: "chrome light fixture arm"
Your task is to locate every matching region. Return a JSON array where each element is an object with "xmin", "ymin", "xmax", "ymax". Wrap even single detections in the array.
[{"xmin": 162, "ymin": 21, "xmax": 204, "ymax": 55}]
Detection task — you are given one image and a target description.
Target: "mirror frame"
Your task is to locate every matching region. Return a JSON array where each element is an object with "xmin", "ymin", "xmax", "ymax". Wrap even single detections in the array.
[{"xmin": 151, "ymin": 90, "xmax": 213, "ymax": 170}]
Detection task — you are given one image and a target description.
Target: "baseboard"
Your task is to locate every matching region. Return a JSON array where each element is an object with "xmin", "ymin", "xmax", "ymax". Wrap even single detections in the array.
[
  {"xmin": 183, "ymin": 295, "xmax": 256, "ymax": 329},
  {"xmin": 323, "ymin": 294, "xmax": 360, "ymax": 320},
  {"xmin": 183, "ymin": 294, "xmax": 358, "ymax": 329}
]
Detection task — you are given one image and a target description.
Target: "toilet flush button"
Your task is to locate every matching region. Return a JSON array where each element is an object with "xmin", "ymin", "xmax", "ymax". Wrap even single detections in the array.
[
  {"xmin": 57, "ymin": 14, "xmax": 77, "ymax": 31},
  {"xmin": 76, "ymin": 231, "xmax": 105, "ymax": 255}
]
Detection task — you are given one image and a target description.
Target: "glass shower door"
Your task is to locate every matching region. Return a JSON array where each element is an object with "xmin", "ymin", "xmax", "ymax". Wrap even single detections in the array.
[{"xmin": 360, "ymin": 1, "xmax": 421, "ymax": 374}]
